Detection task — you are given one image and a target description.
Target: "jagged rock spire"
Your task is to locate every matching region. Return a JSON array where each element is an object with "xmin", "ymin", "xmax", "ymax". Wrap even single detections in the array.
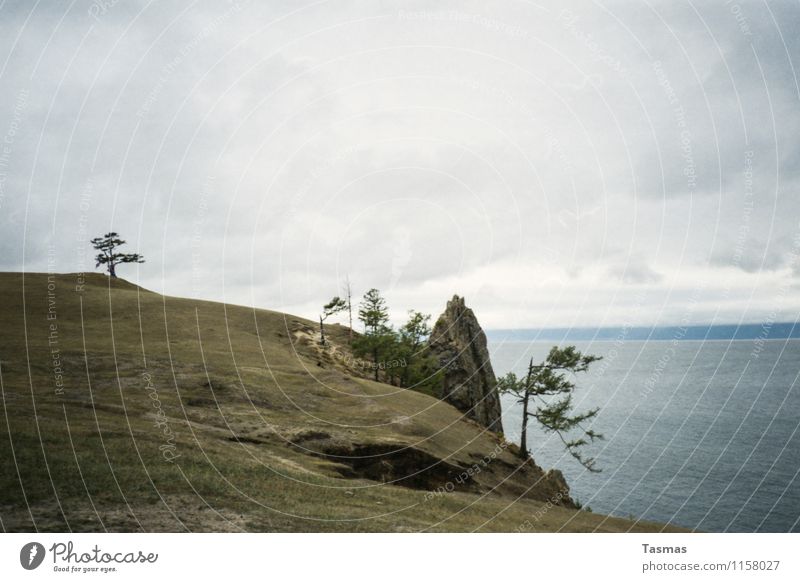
[{"xmin": 428, "ymin": 295, "xmax": 503, "ymax": 432}]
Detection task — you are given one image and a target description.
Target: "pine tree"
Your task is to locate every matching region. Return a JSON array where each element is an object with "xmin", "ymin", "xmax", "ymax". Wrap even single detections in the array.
[
  {"xmin": 498, "ymin": 346, "xmax": 603, "ymax": 472},
  {"xmin": 90, "ymin": 232, "xmax": 144, "ymax": 278},
  {"xmin": 354, "ymin": 288, "xmax": 391, "ymax": 380},
  {"xmin": 319, "ymin": 296, "xmax": 347, "ymax": 345},
  {"xmin": 396, "ymin": 310, "xmax": 439, "ymax": 392}
]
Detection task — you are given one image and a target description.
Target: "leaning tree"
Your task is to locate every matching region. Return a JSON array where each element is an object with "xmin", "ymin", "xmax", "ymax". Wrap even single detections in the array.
[
  {"xmin": 319, "ymin": 296, "xmax": 347, "ymax": 345},
  {"xmin": 90, "ymin": 232, "xmax": 145, "ymax": 278},
  {"xmin": 498, "ymin": 346, "xmax": 603, "ymax": 472}
]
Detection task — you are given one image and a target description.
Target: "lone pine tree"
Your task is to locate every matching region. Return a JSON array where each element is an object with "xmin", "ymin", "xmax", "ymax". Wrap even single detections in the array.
[
  {"xmin": 91, "ymin": 232, "xmax": 145, "ymax": 278},
  {"xmin": 498, "ymin": 346, "xmax": 603, "ymax": 472},
  {"xmin": 320, "ymin": 296, "xmax": 347, "ymax": 345}
]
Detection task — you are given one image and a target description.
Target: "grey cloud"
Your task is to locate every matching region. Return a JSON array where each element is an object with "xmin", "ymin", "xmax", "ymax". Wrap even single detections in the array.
[
  {"xmin": 608, "ymin": 259, "xmax": 663, "ymax": 285},
  {"xmin": 1, "ymin": 0, "xmax": 799, "ymax": 326}
]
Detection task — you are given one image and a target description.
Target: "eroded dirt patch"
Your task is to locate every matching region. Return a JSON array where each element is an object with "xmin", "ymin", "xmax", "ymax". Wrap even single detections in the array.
[{"xmin": 294, "ymin": 439, "xmax": 477, "ymax": 491}]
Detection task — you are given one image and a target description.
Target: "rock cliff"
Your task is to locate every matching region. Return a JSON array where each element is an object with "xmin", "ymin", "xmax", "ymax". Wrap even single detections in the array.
[{"xmin": 429, "ymin": 295, "xmax": 503, "ymax": 432}]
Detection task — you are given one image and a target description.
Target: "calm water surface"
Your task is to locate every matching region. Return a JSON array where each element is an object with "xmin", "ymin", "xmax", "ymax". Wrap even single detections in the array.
[{"xmin": 489, "ymin": 339, "xmax": 800, "ymax": 532}]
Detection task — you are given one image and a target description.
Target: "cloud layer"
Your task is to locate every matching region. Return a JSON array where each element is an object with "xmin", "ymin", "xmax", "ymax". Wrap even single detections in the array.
[{"xmin": 1, "ymin": 0, "xmax": 799, "ymax": 328}]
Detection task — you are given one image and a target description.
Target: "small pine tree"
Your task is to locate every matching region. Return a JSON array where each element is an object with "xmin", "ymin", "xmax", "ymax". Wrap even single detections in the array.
[
  {"xmin": 395, "ymin": 311, "xmax": 439, "ymax": 392},
  {"xmin": 398, "ymin": 310, "xmax": 431, "ymax": 350},
  {"xmin": 498, "ymin": 346, "xmax": 603, "ymax": 472},
  {"xmin": 320, "ymin": 296, "xmax": 347, "ymax": 345},
  {"xmin": 90, "ymin": 232, "xmax": 144, "ymax": 278},
  {"xmin": 353, "ymin": 289, "xmax": 391, "ymax": 381},
  {"xmin": 357, "ymin": 288, "xmax": 389, "ymax": 333}
]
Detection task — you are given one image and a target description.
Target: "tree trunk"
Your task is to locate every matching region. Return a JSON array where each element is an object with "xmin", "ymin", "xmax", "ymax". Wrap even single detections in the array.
[
  {"xmin": 373, "ymin": 348, "xmax": 379, "ymax": 381},
  {"xmin": 346, "ymin": 277, "xmax": 353, "ymax": 343},
  {"xmin": 319, "ymin": 315, "xmax": 325, "ymax": 345},
  {"xmin": 109, "ymin": 262, "xmax": 117, "ymax": 278},
  {"xmin": 520, "ymin": 392, "xmax": 530, "ymax": 460},
  {"xmin": 348, "ymin": 308, "xmax": 353, "ymax": 342},
  {"xmin": 519, "ymin": 358, "xmax": 535, "ymax": 459}
]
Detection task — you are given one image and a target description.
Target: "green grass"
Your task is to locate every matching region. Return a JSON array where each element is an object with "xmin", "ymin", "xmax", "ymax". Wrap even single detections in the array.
[{"xmin": 0, "ymin": 272, "xmax": 685, "ymax": 532}]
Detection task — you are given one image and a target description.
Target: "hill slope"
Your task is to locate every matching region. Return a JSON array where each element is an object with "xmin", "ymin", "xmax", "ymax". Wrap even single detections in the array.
[{"xmin": 0, "ymin": 272, "xmax": 681, "ymax": 532}]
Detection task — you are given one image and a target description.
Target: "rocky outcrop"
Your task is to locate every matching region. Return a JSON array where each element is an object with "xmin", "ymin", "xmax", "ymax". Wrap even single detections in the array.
[{"xmin": 429, "ymin": 295, "xmax": 503, "ymax": 432}]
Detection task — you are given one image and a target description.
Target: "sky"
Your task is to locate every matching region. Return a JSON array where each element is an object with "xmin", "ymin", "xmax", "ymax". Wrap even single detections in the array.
[{"xmin": 1, "ymin": 0, "xmax": 799, "ymax": 329}]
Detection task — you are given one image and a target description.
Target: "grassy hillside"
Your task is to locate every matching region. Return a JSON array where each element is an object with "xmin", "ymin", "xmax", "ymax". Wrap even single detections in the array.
[{"xmin": 0, "ymin": 272, "xmax": 682, "ymax": 532}]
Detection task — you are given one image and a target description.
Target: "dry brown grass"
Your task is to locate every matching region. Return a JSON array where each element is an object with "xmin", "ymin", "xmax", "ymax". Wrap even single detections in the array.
[{"xmin": 0, "ymin": 272, "xmax": 684, "ymax": 532}]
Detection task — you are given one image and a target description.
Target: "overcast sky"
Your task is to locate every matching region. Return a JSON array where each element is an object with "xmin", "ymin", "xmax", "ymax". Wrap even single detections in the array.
[{"xmin": 1, "ymin": 0, "xmax": 799, "ymax": 329}]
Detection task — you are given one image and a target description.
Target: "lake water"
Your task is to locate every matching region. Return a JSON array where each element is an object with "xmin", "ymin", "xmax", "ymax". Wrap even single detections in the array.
[{"xmin": 489, "ymin": 338, "xmax": 800, "ymax": 532}]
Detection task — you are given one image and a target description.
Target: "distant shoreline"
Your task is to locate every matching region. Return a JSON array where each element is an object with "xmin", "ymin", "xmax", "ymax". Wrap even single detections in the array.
[
  {"xmin": 489, "ymin": 337, "xmax": 800, "ymax": 343},
  {"xmin": 486, "ymin": 322, "xmax": 800, "ymax": 342}
]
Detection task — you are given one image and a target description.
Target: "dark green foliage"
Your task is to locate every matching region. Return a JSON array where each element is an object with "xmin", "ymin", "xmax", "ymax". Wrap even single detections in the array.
[
  {"xmin": 353, "ymin": 289, "xmax": 393, "ymax": 381},
  {"xmin": 394, "ymin": 311, "xmax": 441, "ymax": 394},
  {"xmin": 498, "ymin": 346, "xmax": 603, "ymax": 472},
  {"xmin": 319, "ymin": 296, "xmax": 347, "ymax": 345},
  {"xmin": 357, "ymin": 288, "xmax": 389, "ymax": 333},
  {"xmin": 352, "ymin": 325, "xmax": 395, "ymax": 382},
  {"xmin": 399, "ymin": 311, "xmax": 431, "ymax": 348},
  {"xmin": 351, "ymin": 292, "xmax": 440, "ymax": 391},
  {"xmin": 324, "ymin": 296, "xmax": 347, "ymax": 316},
  {"xmin": 90, "ymin": 232, "xmax": 144, "ymax": 278}
]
